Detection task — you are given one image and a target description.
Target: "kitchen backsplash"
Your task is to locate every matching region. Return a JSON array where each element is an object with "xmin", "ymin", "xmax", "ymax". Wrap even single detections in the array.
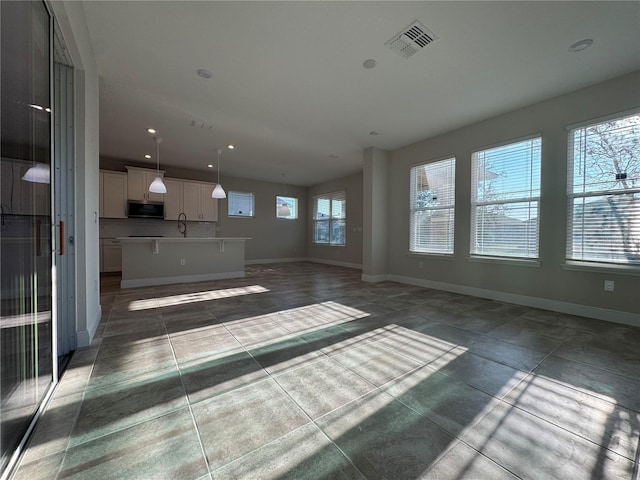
[{"xmin": 100, "ymin": 218, "xmax": 217, "ymax": 239}]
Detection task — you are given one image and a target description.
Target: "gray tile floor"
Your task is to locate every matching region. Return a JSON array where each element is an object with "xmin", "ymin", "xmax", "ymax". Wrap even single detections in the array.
[{"xmin": 13, "ymin": 263, "xmax": 640, "ymax": 479}]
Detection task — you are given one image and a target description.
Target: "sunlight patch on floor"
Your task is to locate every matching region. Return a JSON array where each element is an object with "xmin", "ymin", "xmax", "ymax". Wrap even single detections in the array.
[{"xmin": 127, "ymin": 285, "xmax": 269, "ymax": 311}]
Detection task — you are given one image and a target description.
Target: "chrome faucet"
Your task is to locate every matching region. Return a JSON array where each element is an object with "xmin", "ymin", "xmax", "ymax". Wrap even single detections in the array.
[{"xmin": 177, "ymin": 212, "xmax": 187, "ymax": 238}]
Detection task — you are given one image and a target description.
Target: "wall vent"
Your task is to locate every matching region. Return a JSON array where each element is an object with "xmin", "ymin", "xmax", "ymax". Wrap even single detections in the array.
[{"xmin": 386, "ymin": 20, "xmax": 437, "ymax": 59}]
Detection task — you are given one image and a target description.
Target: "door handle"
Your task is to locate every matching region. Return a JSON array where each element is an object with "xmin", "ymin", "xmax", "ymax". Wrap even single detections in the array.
[{"xmin": 59, "ymin": 220, "xmax": 65, "ymax": 255}]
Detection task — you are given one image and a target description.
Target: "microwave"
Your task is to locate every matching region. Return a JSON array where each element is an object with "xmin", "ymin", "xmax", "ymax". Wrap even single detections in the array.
[{"xmin": 127, "ymin": 201, "xmax": 164, "ymax": 219}]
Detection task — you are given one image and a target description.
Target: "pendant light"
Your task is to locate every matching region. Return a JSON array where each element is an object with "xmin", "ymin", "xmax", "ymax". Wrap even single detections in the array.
[
  {"xmin": 212, "ymin": 148, "xmax": 226, "ymax": 198},
  {"xmin": 277, "ymin": 173, "xmax": 291, "ymax": 216},
  {"xmin": 149, "ymin": 135, "xmax": 167, "ymax": 194},
  {"xmin": 22, "ymin": 163, "xmax": 51, "ymax": 184}
]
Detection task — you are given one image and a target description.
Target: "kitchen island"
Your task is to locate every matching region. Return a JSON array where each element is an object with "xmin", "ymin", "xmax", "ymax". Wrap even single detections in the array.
[{"xmin": 117, "ymin": 237, "xmax": 250, "ymax": 288}]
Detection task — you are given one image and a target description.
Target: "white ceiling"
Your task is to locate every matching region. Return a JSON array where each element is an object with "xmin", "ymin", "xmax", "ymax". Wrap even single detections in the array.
[{"xmin": 82, "ymin": 1, "xmax": 640, "ymax": 186}]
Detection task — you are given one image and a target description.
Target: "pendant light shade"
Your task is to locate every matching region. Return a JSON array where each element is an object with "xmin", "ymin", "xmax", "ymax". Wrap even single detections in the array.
[
  {"xmin": 212, "ymin": 148, "xmax": 226, "ymax": 198},
  {"xmin": 277, "ymin": 203, "xmax": 291, "ymax": 217},
  {"xmin": 149, "ymin": 135, "xmax": 167, "ymax": 194},
  {"xmin": 22, "ymin": 163, "xmax": 50, "ymax": 184}
]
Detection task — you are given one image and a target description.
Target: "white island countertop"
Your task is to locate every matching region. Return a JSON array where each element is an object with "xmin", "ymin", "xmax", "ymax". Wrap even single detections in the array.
[{"xmin": 118, "ymin": 237, "xmax": 251, "ymax": 288}]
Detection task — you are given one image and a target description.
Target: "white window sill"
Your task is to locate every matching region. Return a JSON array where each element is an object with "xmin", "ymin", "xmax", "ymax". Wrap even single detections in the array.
[
  {"xmin": 407, "ymin": 252, "xmax": 455, "ymax": 261},
  {"xmin": 562, "ymin": 261, "xmax": 640, "ymax": 276},
  {"xmin": 467, "ymin": 256, "xmax": 541, "ymax": 267}
]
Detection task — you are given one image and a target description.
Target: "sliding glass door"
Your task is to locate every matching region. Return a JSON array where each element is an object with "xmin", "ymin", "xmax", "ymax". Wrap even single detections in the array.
[{"xmin": 0, "ymin": 0, "xmax": 53, "ymax": 473}]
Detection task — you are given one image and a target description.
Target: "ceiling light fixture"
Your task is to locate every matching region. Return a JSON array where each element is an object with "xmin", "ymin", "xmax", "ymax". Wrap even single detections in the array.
[
  {"xmin": 212, "ymin": 148, "xmax": 226, "ymax": 199},
  {"xmin": 363, "ymin": 59, "xmax": 377, "ymax": 69},
  {"xmin": 277, "ymin": 174, "xmax": 291, "ymax": 217},
  {"xmin": 569, "ymin": 38, "xmax": 593, "ymax": 52},
  {"xmin": 227, "ymin": 144, "xmax": 235, "ymax": 150},
  {"xmin": 149, "ymin": 134, "xmax": 167, "ymax": 194},
  {"xmin": 145, "ymin": 154, "xmax": 151, "ymax": 159},
  {"xmin": 197, "ymin": 68, "xmax": 213, "ymax": 79},
  {"xmin": 207, "ymin": 164, "xmax": 213, "ymax": 168}
]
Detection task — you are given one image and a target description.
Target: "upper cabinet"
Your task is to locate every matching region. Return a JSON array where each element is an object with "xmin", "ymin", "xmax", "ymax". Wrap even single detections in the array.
[
  {"xmin": 183, "ymin": 181, "xmax": 218, "ymax": 222},
  {"xmin": 163, "ymin": 178, "xmax": 184, "ymax": 221},
  {"xmin": 126, "ymin": 166, "xmax": 164, "ymax": 202},
  {"xmin": 100, "ymin": 170, "xmax": 127, "ymax": 218}
]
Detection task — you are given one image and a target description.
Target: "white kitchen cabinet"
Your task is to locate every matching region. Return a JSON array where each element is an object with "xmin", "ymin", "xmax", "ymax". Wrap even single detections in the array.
[
  {"xmin": 101, "ymin": 238, "xmax": 122, "ymax": 272},
  {"xmin": 163, "ymin": 178, "xmax": 183, "ymax": 220},
  {"xmin": 183, "ymin": 181, "xmax": 218, "ymax": 221},
  {"xmin": 126, "ymin": 166, "xmax": 165, "ymax": 202},
  {"xmin": 100, "ymin": 170, "xmax": 127, "ymax": 218}
]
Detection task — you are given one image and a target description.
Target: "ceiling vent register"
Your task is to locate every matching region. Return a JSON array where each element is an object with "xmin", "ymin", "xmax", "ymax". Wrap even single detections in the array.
[{"xmin": 386, "ymin": 20, "xmax": 437, "ymax": 59}]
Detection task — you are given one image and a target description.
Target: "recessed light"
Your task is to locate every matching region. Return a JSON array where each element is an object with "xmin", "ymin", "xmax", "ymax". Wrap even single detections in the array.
[
  {"xmin": 147, "ymin": 128, "xmax": 156, "ymax": 134},
  {"xmin": 144, "ymin": 154, "xmax": 151, "ymax": 159},
  {"xmin": 569, "ymin": 38, "xmax": 593, "ymax": 52},
  {"xmin": 369, "ymin": 131, "xmax": 379, "ymax": 136},
  {"xmin": 197, "ymin": 68, "xmax": 213, "ymax": 79},
  {"xmin": 363, "ymin": 59, "xmax": 377, "ymax": 69},
  {"xmin": 207, "ymin": 164, "xmax": 213, "ymax": 168},
  {"xmin": 227, "ymin": 144, "xmax": 235, "ymax": 150}
]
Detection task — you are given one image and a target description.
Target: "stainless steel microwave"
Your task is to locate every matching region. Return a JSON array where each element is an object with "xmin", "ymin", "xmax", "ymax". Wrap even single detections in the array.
[{"xmin": 127, "ymin": 201, "xmax": 164, "ymax": 219}]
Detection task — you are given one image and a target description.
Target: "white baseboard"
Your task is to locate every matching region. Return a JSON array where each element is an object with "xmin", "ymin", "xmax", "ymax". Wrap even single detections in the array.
[
  {"xmin": 77, "ymin": 304, "xmax": 102, "ymax": 348},
  {"xmin": 305, "ymin": 258, "xmax": 363, "ymax": 270},
  {"xmin": 386, "ymin": 274, "xmax": 640, "ymax": 328},
  {"xmin": 245, "ymin": 257, "xmax": 307, "ymax": 265},
  {"xmin": 361, "ymin": 273, "xmax": 389, "ymax": 283},
  {"xmin": 120, "ymin": 271, "xmax": 245, "ymax": 289}
]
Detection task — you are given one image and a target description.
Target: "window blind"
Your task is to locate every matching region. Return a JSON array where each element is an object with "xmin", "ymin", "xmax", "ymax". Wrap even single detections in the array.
[
  {"xmin": 409, "ymin": 157, "xmax": 455, "ymax": 254},
  {"xmin": 567, "ymin": 112, "xmax": 640, "ymax": 265},
  {"xmin": 471, "ymin": 137, "xmax": 541, "ymax": 258},
  {"xmin": 228, "ymin": 191, "xmax": 254, "ymax": 217},
  {"xmin": 313, "ymin": 190, "xmax": 346, "ymax": 245}
]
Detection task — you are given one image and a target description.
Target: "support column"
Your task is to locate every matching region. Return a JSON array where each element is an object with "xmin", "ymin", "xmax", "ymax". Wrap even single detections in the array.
[{"xmin": 362, "ymin": 147, "xmax": 389, "ymax": 282}]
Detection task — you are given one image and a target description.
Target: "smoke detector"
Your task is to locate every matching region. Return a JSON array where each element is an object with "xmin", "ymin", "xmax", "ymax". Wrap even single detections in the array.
[{"xmin": 386, "ymin": 20, "xmax": 437, "ymax": 59}]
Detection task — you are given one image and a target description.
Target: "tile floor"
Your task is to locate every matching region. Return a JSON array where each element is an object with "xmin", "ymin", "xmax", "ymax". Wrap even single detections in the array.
[{"xmin": 12, "ymin": 262, "xmax": 640, "ymax": 479}]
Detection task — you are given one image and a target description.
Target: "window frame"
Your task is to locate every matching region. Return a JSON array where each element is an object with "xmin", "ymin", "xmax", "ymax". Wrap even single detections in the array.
[
  {"xmin": 565, "ymin": 109, "xmax": 640, "ymax": 267},
  {"xmin": 276, "ymin": 195, "xmax": 298, "ymax": 220},
  {"xmin": 228, "ymin": 191, "xmax": 255, "ymax": 218},
  {"xmin": 470, "ymin": 135, "xmax": 542, "ymax": 260},
  {"xmin": 312, "ymin": 190, "xmax": 346, "ymax": 246},
  {"xmin": 409, "ymin": 156, "xmax": 456, "ymax": 255}
]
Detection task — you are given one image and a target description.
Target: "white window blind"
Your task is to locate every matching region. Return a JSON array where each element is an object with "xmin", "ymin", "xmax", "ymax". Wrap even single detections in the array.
[
  {"xmin": 276, "ymin": 196, "xmax": 298, "ymax": 219},
  {"xmin": 228, "ymin": 191, "xmax": 254, "ymax": 217},
  {"xmin": 313, "ymin": 190, "xmax": 346, "ymax": 245},
  {"xmin": 567, "ymin": 112, "xmax": 640, "ymax": 265},
  {"xmin": 471, "ymin": 137, "xmax": 541, "ymax": 258},
  {"xmin": 409, "ymin": 157, "xmax": 455, "ymax": 254}
]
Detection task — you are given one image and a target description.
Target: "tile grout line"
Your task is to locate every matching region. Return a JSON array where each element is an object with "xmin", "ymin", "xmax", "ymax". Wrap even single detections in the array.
[{"xmin": 162, "ymin": 316, "xmax": 214, "ymax": 479}]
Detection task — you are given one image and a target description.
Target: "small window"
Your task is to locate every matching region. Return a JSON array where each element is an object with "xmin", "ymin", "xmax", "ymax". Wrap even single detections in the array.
[
  {"xmin": 228, "ymin": 191, "xmax": 254, "ymax": 217},
  {"xmin": 313, "ymin": 191, "xmax": 346, "ymax": 245},
  {"xmin": 567, "ymin": 112, "xmax": 640, "ymax": 265},
  {"xmin": 410, "ymin": 157, "xmax": 456, "ymax": 254},
  {"xmin": 276, "ymin": 196, "xmax": 298, "ymax": 219},
  {"xmin": 471, "ymin": 137, "xmax": 542, "ymax": 259}
]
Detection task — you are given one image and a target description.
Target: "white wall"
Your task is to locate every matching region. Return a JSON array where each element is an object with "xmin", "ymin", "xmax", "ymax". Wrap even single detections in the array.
[
  {"xmin": 52, "ymin": 1, "xmax": 101, "ymax": 346},
  {"xmin": 385, "ymin": 71, "xmax": 640, "ymax": 325}
]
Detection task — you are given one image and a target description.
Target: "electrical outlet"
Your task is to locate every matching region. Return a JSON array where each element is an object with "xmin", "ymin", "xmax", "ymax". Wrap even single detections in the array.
[
  {"xmin": 180, "ymin": 258, "xmax": 186, "ymax": 266},
  {"xmin": 604, "ymin": 280, "xmax": 614, "ymax": 292}
]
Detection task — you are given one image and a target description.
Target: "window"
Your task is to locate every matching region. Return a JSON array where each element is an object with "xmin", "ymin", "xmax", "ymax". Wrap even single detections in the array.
[
  {"xmin": 410, "ymin": 158, "xmax": 456, "ymax": 254},
  {"xmin": 228, "ymin": 191, "xmax": 254, "ymax": 217},
  {"xmin": 313, "ymin": 191, "xmax": 346, "ymax": 245},
  {"xmin": 471, "ymin": 137, "xmax": 541, "ymax": 259},
  {"xmin": 567, "ymin": 112, "xmax": 640, "ymax": 265},
  {"xmin": 276, "ymin": 196, "xmax": 298, "ymax": 219}
]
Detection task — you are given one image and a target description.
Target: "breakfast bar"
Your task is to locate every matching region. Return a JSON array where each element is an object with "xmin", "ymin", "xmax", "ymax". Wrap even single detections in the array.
[{"xmin": 117, "ymin": 237, "xmax": 250, "ymax": 288}]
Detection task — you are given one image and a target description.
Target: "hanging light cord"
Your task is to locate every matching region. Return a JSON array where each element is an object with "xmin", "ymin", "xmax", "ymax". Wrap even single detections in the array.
[
  {"xmin": 217, "ymin": 148, "xmax": 222, "ymax": 184},
  {"xmin": 155, "ymin": 137, "xmax": 162, "ymax": 175}
]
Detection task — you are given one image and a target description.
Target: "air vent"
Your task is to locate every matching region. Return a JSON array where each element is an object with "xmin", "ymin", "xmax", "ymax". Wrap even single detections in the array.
[
  {"xmin": 190, "ymin": 120, "xmax": 213, "ymax": 130},
  {"xmin": 386, "ymin": 20, "xmax": 437, "ymax": 59}
]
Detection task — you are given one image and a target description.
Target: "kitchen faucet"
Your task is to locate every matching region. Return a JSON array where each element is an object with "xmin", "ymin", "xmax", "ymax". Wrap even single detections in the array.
[{"xmin": 177, "ymin": 212, "xmax": 187, "ymax": 238}]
